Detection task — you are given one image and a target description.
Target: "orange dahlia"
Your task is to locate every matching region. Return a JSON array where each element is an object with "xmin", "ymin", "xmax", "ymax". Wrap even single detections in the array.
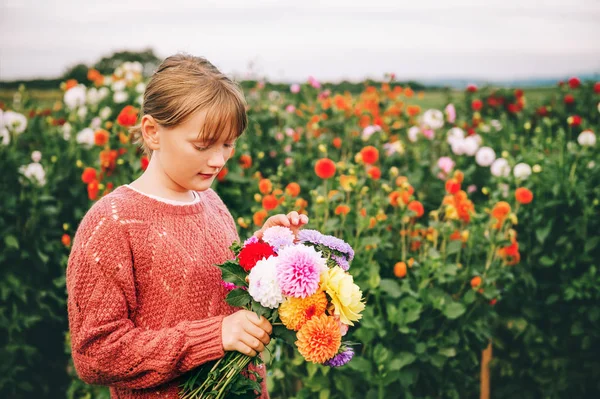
[
  {"xmin": 296, "ymin": 314, "xmax": 341, "ymax": 364},
  {"xmin": 315, "ymin": 158, "xmax": 336, "ymax": 179},
  {"xmin": 279, "ymin": 291, "xmax": 328, "ymax": 331},
  {"xmin": 360, "ymin": 146, "xmax": 379, "ymax": 165},
  {"xmin": 515, "ymin": 187, "xmax": 533, "ymax": 204}
]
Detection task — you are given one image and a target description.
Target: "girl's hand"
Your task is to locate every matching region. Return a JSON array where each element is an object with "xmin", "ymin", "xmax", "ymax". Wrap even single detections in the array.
[
  {"xmin": 221, "ymin": 310, "xmax": 272, "ymax": 357},
  {"xmin": 253, "ymin": 211, "xmax": 309, "ymax": 240}
]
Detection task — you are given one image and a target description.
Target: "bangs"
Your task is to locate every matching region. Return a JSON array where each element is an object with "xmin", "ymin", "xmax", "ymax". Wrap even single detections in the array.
[{"xmin": 196, "ymin": 84, "xmax": 247, "ymax": 145}]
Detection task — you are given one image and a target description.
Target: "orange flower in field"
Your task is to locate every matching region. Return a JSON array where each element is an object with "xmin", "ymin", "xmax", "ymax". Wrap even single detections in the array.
[
  {"xmin": 406, "ymin": 105, "xmax": 421, "ymax": 117},
  {"xmin": 332, "ymin": 137, "xmax": 342, "ymax": 149},
  {"xmin": 450, "ymin": 230, "xmax": 461, "ymax": 241},
  {"xmin": 262, "ymin": 194, "xmax": 278, "ymax": 211},
  {"xmin": 453, "ymin": 171, "xmax": 464, "ymax": 184},
  {"xmin": 65, "ymin": 79, "xmax": 78, "ymax": 90},
  {"xmin": 515, "ymin": 187, "xmax": 533, "ymax": 204},
  {"xmin": 88, "ymin": 180, "xmax": 100, "ymax": 200},
  {"xmin": 471, "ymin": 276, "xmax": 482, "ymax": 289},
  {"xmin": 445, "ymin": 178, "xmax": 461, "ymax": 195},
  {"xmin": 360, "ymin": 146, "xmax": 379, "ymax": 164},
  {"xmin": 217, "ymin": 167, "xmax": 228, "ymax": 182},
  {"xmin": 253, "ymin": 209, "xmax": 268, "ymax": 226},
  {"xmin": 116, "ymin": 105, "xmax": 138, "ymax": 127},
  {"xmin": 408, "ymin": 201, "xmax": 424, "ymax": 218},
  {"xmin": 367, "ymin": 166, "xmax": 381, "ymax": 180},
  {"xmin": 360, "ymin": 208, "xmax": 367, "ymax": 217},
  {"xmin": 81, "ymin": 167, "xmax": 97, "ymax": 184},
  {"xmin": 315, "ymin": 158, "xmax": 336, "ymax": 179},
  {"xmin": 335, "ymin": 205, "xmax": 351, "ymax": 216},
  {"xmin": 404, "ymin": 87, "xmax": 414, "ymax": 97},
  {"xmin": 394, "ymin": 262, "xmax": 407, "ymax": 278},
  {"xmin": 295, "ymin": 314, "xmax": 341, "ymax": 364},
  {"xmin": 61, "ymin": 234, "xmax": 71, "ymax": 247},
  {"xmin": 258, "ymin": 178, "xmax": 273, "ymax": 195},
  {"xmin": 94, "ymin": 129, "xmax": 110, "ymax": 146},
  {"xmin": 239, "ymin": 154, "xmax": 252, "ymax": 169},
  {"xmin": 491, "ymin": 201, "xmax": 511, "ymax": 228},
  {"xmin": 285, "ymin": 182, "xmax": 301, "ymax": 197},
  {"xmin": 100, "ymin": 149, "xmax": 118, "ymax": 173},
  {"xmin": 389, "ymin": 191, "xmax": 401, "ymax": 207},
  {"xmin": 295, "ymin": 198, "xmax": 308, "ymax": 213}
]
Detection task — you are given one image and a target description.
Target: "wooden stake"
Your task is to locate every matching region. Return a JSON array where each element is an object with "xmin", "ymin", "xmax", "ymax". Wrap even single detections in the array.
[{"xmin": 480, "ymin": 340, "xmax": 492, "ymax": 399}]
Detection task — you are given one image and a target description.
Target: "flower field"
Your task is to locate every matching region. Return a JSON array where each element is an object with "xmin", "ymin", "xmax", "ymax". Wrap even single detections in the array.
[{"xmin": 1, "ymin": 63, "xmax": 599, "ymax": 399}]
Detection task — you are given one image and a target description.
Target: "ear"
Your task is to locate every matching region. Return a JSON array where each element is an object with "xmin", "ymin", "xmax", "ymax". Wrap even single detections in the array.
[{"xmin": 141, "ymin": 115, "xmax": 161, "ymax": 151}]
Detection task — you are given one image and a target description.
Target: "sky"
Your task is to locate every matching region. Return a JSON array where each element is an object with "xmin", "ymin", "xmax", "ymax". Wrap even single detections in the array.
[{"xmin": 1, "ymin": 0, "xmax": 599, "ymax": 83}]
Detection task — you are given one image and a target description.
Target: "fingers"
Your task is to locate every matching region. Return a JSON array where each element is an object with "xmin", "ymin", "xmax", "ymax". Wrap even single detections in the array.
[
  {"xmin": 243, "ymin": 319, "xmax": 271, "ymax": 346},
  {"xmin": 246, "ymin": 312, "xmax": 273, "ymax": 335},
  {"xmin": 235, "ymin": 341, "xmax": 258, "ymax": 357},
  {"xmin": 239, "ymin": 332, "xmax": 265, "ymax": 355}
]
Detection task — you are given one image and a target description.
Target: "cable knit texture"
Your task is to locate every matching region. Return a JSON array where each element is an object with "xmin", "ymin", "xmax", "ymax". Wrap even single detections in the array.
[{"xmin": 66, "ymin": 185, "xmax": 269, "ymax": 398}]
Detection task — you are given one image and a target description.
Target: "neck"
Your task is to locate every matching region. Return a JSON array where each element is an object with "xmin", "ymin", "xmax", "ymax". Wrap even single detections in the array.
[{"xmin": 130, "ymin": 154, "xmax": 196, "ymax": 202}]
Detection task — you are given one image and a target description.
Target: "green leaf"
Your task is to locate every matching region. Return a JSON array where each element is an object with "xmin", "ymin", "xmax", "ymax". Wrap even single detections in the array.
[
  {"xmin": 219, "ymin": 260, "xmax": 248, "ymax": 287},
  {"xmin": 226, "ymin": 289, "xmax": 251, "ymax": 308},
  {"xmin": 347, "ymin": 357, "xmax": 372, "ymax": 374},
  {"xmin": 438, "ymin": 347, "xmax": 457, "ymax": 357},
  {"xmin": 446, "ymin": 240, "xmax": 462, "ymax": 255},
  {"xmin": 536, "ymin": 222, "xmax": 552, "ymax": 244},
  {"xmin": 584, "ymin": 237, "xmax": 600, "ymax": 253},
  {"xmin": 539, "ymin": 256, "xmax": 555, "ymax": 267},
  {"xmin": 379, "ymin": 279, "xmax": 402, "ymax": 298},
  {"xmin": 443, "ymin": 302, "xmax": 466, "ymax": 319},
  {"xmin": 4, "ymin": 235, "xmax": 19, "ymax": 250},
  {"xmin": 388, "ymin": 352, "xmax": 416, "ymax": 371}
]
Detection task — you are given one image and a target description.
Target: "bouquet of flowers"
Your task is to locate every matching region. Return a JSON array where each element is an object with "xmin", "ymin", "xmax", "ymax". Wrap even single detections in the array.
[{"xmin": 179, "ymin": 226, "xmax": 365, "ymax": 399}]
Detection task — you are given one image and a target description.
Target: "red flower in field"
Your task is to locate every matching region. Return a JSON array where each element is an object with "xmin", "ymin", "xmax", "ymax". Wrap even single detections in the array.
[
  {"xmin": 81, "ymin": 167, "xmax": 97, "ymax": 184},
  {"xmin": 262, "ymin": 194, "xmax": 278, "ymax": 211},
  {"xmin": 62, "ymin": 234, "xmax": 71, "ymax": 247},
  {"xmin": 100, "ymin": 149, "xmax": 118, "ymax": 173},
  {"xmin": 94, "ymin": 129, "xmax": 110, "ymax": 146},
  {"xmin": 140, "ymin": 156, "xmax": 149, "ymax": 171},
  {"xmin": 116, "ymin": 105, "xmax": 138, "ymax": 127},
  {"xmin": 315, "ymin": 158, "xmax": 336, "ymax": 179},
  {"xmin": 88, "ymin": 179, "xmax": 100, "ymax": 200},
  {"xmin": 466, "ymin": 84, "xmax": 478, "ymax": 93},
  {"xmin": 515, "ymin": 187, "xmax": 533, "ymax": 204},
  {"xmin": 514, "ymin": 89, "xmax": 524, "ymax": 98},
  {"xmin": 445, "ymin": 178, "xmax": 461, "ymax": 195},
  {"xmin": 594, "ymin": 82, "xmax": 600, "ymax": 94},
  {"xmin": 367, "ymin": 166, "xmax": 381, "ymax": 180},
  {"xmin": 536, "ymin": 106, "xmax": 549, "ymax": 117},
  {"xmin": 238, "ymin": 241, "xmax": 277, "ymax": 272},
  {"xmin": 507, "ymin": 103, "xmax": 520, "ymax": 114},
  {"xmin": 360, "ymin": 146, "xmax": 379, "ymax": 165},
  {"xmin": 569, "ymin": 115, "xmax": 582, "ymax": 126},
  {"xmin": 564, "ymin": 94, "xmax": 575, "ymax": 105},
  {"xmin": 568, "ymin": 77, "xmax": 581, "ymax": 89},
  {"xmin": 217, "ymin": 167, "xmax": 228, "ymax": 182},
  {"xmin": 239, "ymin": 154, "xmax": 252, "ymax": 169},
  {"xmin": 332, "ymin": 137, "xmax": 342, "ymax": 149},
  {"xmin": 408, "ymin": 200, "xmax": 424, "ymax": 218},
  {"xmin": 471, "ymin": 99, "xmax": 483, "ymax": 111}
]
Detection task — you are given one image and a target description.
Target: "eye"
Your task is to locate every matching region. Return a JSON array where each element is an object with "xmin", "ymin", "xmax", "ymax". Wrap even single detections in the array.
[
  {"xmin": 224, "ymin": 143, "xmax": 236, "ymax": 149},
  {"xmin": 193, "ymin": 144, "xmax": 209, "ymax": 151}
]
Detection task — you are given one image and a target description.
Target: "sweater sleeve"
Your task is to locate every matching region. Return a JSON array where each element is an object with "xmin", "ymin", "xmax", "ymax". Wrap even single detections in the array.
[{"xmin": 66, "ymin": 202, "xmax": 225, "ymax": 390}]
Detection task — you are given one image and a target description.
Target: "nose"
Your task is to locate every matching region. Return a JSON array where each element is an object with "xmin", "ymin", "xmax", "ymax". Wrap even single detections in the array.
[{"xmin": 206, "ymin": 148, "xmax": 226, "ymax": 169}]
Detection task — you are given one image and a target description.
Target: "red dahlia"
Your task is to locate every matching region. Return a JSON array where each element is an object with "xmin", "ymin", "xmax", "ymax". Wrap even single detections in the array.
[{"xmin": 238, "ymin": 242, "xmax": 277, "ymax": 272}]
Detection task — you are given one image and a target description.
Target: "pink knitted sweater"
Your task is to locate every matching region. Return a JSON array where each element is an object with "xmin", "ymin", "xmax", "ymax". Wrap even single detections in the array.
[{"xmin": 66, "ymin": 185, "xmax": 269, "ymax": 399}]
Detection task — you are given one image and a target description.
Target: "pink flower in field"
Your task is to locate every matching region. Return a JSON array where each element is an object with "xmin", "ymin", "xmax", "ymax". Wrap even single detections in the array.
[
  {"xmin": 286, "ymin": 105, "xmax": 296, "ymax": 113},
  {"xmin": 290, "ymin": 84, "xmax": 301, "ymax": 93},
  {"xmin": 308, "ymin": 76, "xmax": 321, "ymax": 89},
  {"xmin": 445, "ymin": 104, "xmax": 456, "ymax": 123},
  {"xmin": 422, "ymin": 129, "xmax": 435, "ymax": 140},
  {"xmin": 318, "ymin": 89, "xmax": 331, "ymax": 100},
  {"xmin": 438, "ymin": 156, "xmax": 455, "ymax": 174},
  {"xmin": 276, "ymin": 245, "xmax": 327, "ymax": 298},
  {"xmin": 275, "ymin": 132, "xmax": 284, "ymax": 141},
  {"xmin": 284, "ymin": 144, "xmax": 292, "ymax": 153},
  {"xmin": 285, "ymin": 157, "xmax": 293, "ymax": 166},
  {"xmin": 467, "ymin": 184, "xmax": 477, "ymax": 193},
  {"xmin": 285, "ymin": 128, "xmax": 295, "ymax": 137}
]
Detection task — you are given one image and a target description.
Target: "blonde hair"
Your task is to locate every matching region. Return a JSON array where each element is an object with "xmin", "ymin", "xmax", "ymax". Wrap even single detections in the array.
[{"xmin": 130, "ymin": 53, "xmax": 248, "ymax": 157}]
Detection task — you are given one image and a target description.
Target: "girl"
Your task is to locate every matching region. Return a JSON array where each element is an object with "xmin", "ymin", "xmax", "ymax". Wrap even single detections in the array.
[{"xmin": 66, "ymin": 53, "xmax": 308, "ymax": 399}]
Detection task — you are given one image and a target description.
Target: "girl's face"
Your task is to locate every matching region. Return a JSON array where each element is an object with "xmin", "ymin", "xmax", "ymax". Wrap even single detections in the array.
[{"xmin": 149, "ymin": 109, "xmax": 236, "ymax": 193}]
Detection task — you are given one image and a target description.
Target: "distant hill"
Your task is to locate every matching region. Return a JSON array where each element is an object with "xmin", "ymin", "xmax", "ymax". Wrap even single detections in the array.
[{"xmin": 418, "ymin": 72, "xmax": 600, "ymax": 89}]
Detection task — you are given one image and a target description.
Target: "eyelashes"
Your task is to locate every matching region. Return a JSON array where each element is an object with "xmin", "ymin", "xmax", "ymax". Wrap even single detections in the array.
[{"xmin": 193, "ymin": 143, "xmax": 236, "ymax": 151}]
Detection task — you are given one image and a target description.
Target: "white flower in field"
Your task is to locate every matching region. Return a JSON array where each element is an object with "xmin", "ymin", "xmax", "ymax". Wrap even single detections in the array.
[
  {"xmin": 135, "ymin": 82, "xmax": 146, "ymax": 93},
  {"xmin": 64, "ymin": 85, "xmax": 87, "ymax": 110},
  {"xmin": 99, "ymin": 106, "xmax": 112, "ymax": 120},
  {"xmin": 513, "ymin": 163, "xmax": 532, "ymax": 180},
  {"xmin": 577, "ymin": 130, "xmax": 596, "ymax": 146},
  {"xmin": 463, "ymin": 136, "xmax": 480, "ymax": 156},
  {"xmin": 422, "ymin": 109, "xmax": 444, "ymax": 130},
  {"xmin": 86, "ymin": 88, "xmax": 101, "ymax": 105},
  {"xmin": 248, "ymin": 256, "xmax": 284, "ymax": 309},
  {"xmin": 19, "ymin": 162, "xmax": 46, "ymax": 186},
  {"xmin": 103, "ymin": 76, "xmax": 113, "ymax": 85},
  {"xmin": 450, "ymin": 138, "xmax": 466, "ymax": 155},
  {"xmin": 76, "ymin": 128, "xmax": 95, "ymax": 148},
  {"xmin": 112, "ymin": 79, "xmax": 126, "ymax": 92},
  {"xmin": 125, "ymin": 72, "xmax": 135, "ymax": 82},
  {"xmin": 480, "ymin": 124, "xmax": 491, "ymax": 133},
  {"xmin": 90, "ymin": 117, "xmax": 102, "ymax": 129},
  {"xmin": 0, "ymin": 128, "xmax": 10, "ymax": 145},
  {"xmin": 490, "ymin": 158, "xmax": 511, "ymax": 177},
  {"xmin": 31, "ymin": 151, "xmax": 42, "ymax": 163},
  {"xmin": 475, "ymin": 146, "xmax": 496, "ymax": 166},
  {"xmin": 136, "ymin": 95, "xmax": 144, "ymax": 106},
  {"xmin": 125, "ymin": 61, "xmax": 143, "ymax": 74},
  {"xmin": 472, "ymin": 134, "xmax": 483, "ymax": 146},
  {"xmin": 407, "ymin": 126, "xmax": 420, "ymax": 142},
  {"xmin": 98, "ymin": 87, "xmax": 110, "ymax": 101},
  {"xmin": 447, "ymin": 127, "xmax": 465, "ymax": 145},
  {"xmin": 362, "ymin": 125, "xmax": 381, "ymax": 141},
  {"xmin": 77, "ymin": 106, "xmax": 88, "ymax": 120},
  {"xmin": 383, "ymin": 141, "xmax": 404, "ymax": 156},
  {"xmin": 2, "ymin": 110, "xmax": 28, "ymax": 134},
  {"xmin": 113, "ymin": 91, "xmax": 128, "ymax": 104},
  {"xmin": 490, "ymin": 120, "xmax": 502, "ymax": 131},
  {"xmin": 499, "ymin": 183, "xmax": 510, "ymax": 198},
  {"xmin": 62, "ymin": 123, "xmax": 72, "ymax": 140}
]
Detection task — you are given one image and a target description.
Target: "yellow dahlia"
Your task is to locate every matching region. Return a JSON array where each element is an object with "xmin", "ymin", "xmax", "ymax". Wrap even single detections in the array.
[
  {"xmin": 320, "ymin": 266, "xmax": 365, "ymax": 326},
  {"xmin": 296, "ymin": 314, "xmax": 342, "ymax": 364},
  {"xmin": 279, "ymin": 291, "xmax": 328, "ymax": 331}
]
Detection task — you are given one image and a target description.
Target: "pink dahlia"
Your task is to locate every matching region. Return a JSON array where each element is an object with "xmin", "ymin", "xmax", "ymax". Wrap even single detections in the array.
[{"xmin": 276, "ymin": 245, "xmax": 327, "ymax": 298}]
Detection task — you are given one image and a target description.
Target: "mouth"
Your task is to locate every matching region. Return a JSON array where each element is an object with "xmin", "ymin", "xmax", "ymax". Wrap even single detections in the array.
[{"xmin": 198, "ymin": 173, "xmax": 216, "ymax": 178}]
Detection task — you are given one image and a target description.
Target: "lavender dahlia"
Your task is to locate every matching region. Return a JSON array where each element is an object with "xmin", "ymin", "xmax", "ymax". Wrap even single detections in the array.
[{"xmin": 324, "ymin": 346, "xmax": 354, "ymax": 367}]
